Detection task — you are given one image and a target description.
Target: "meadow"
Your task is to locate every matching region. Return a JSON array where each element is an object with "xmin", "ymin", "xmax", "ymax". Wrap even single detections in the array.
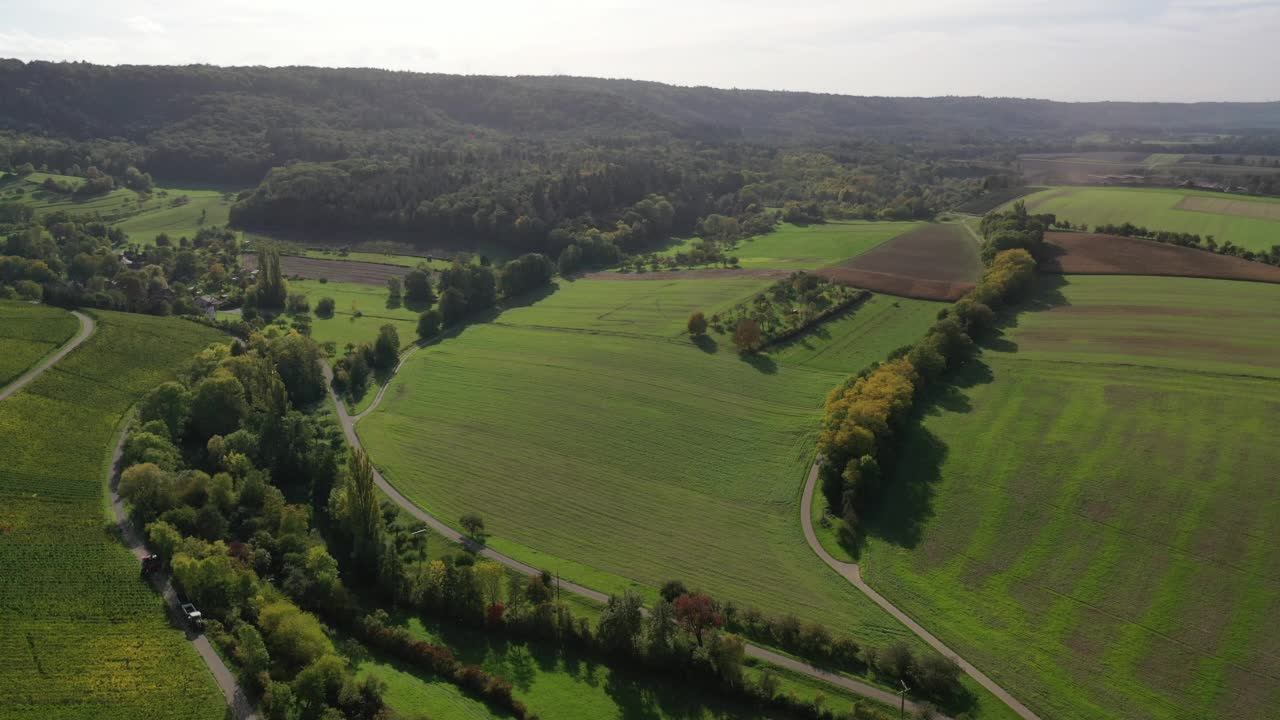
[
  {"xmin": 659, "ymin": 221, "xmax": 919, "ymax": 269},
  {"xmin": 1015, "ymin": 186, "xmax": 1280, "ymax": 253},
  {"xmin": 0, "ymin": 311, "xmax": 226, "ymax": 719},
  {"xmin": 0, "ymin": 301, "xmax": 79, "ymax": 388},
  {"xmin": 857, "ymin": 275, "xmax": 1280, "ymax": 720},
  {"xmin": 0, "ymin": 172, "xmax": 232, "ymax": 244},
  {"xmin": 359, "ymin": 278, "xmax": 938, "ymax": 646},
  {"xmin": 287, "ymin": 279, "xmax": 421, "ymax": 353}
]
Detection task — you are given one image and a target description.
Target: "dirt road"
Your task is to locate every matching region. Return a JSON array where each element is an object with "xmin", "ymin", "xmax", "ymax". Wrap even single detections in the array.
[
  {"xmin": 0, "ymin": 310, "xmax": 94, "ymax": 401},
  {"xmin": 800, "ymin": 462, "xmax": 1042, "ymax": 720}
]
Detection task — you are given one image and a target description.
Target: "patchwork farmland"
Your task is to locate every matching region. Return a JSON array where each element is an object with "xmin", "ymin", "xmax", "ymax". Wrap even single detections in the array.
[
  {"xmin": 0, "ymin": 311, "xmax": 226, "ymax": 720},
  {"xmin": 857, "ymin": 275, "xmax": 1280, "ymax": 720},
  {"xmin": 1038, "ymin": 232, "xmax": 1280, "ymax": 283},
  {"xmin": 1015, "ymin": 186, "xmax": 1280, "ymax": 253},
  {"xmin": 817, "ymin": 223, "xmax": 983, "ymax": 301}
]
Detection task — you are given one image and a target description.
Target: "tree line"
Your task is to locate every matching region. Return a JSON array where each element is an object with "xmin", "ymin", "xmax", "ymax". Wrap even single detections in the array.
[{"xmin": 818, "ymin": 218, "xmax": 1039, "ymax": 541}]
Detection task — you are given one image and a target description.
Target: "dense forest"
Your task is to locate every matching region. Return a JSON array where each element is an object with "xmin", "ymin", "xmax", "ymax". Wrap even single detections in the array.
[{"xmin": 6, "ymin": 60, "xmax": 1280, "ymax": 257}]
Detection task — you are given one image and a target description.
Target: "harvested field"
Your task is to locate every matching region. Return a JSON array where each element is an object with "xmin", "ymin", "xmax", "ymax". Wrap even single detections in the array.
[
  {"xmin": 583, "ymin": 268, "xmax": 792, "ymax": 281},
  {"xmin": 242, "ymin": 252, "xmax": 410, "ymax": 285},
  {"xmin": 1175, "ymin": 195, "xmax": 1280, "ymax": 221},
  {"xmin": 816, "ymin": 224, "xmax": 982, "ymax": 301},
  {"xmin": 1040, "ymin": 232, "xmax": 1280, "ymax": 284}
]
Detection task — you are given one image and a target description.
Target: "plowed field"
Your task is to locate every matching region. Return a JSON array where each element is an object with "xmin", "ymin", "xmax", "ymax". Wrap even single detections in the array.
[
  {"xmin": 816, "ymin": 224, "xmax": 982, "ymax": 301},
  {"xmin": 1040, "ymin": 232, "xmax": 1280, "ymax": 284}
]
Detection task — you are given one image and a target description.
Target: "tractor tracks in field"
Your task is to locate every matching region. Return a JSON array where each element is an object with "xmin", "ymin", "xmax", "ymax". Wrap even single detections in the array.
[
  {"xmin": 321, "ymin": 358, "xmax": 938, "ymax": 716},
  {"xmin": 0, "ymin": 310, "xmax": 95, "ymax": 402},
  {"xmin": 800, "ymin": 461, "xmax": 1043, "ymax": 720}
]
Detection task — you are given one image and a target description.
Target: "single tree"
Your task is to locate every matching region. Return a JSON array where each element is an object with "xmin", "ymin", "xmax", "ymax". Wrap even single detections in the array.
[
  {"xmin": 386, "ymin": 276, "xmax": 402, "ymax": 298},
  {"xmin": 459, "ymin": 512, "xmax": 485, "ymax": 539},
  {"xmin": 732, "ymin": 318, "xmax": 762, "ymax": 353},
  {"xmin": 373, "ymin": 324, "xmax": 399, "ymax": 370},
  {"xmin": 403, "ymin": 267, "xmax": 435, "ymax": 304},
  {"xmin": 438, "ymin": 286, "xmax": 467, "ymax": 326},
  {"xmin": 659, "ymin": 579, "xmax": 688, "ymax": 603},
  {"xmin": 416, "ymin": 309, "xmax": 442, "ymax": 341},
  {"xmin": 687, "ymin": 311, "xmax": 708, "ymax": 336},
  {"xmin": 673, "ymin": 592, "xmax": 723, "ymax": 645}
]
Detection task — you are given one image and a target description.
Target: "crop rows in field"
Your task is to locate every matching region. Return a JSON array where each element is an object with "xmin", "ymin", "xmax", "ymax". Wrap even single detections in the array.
[
  {"xmin": 859, "ymin": 275, "xmax": 1280, "ymax": 720},
  {"xmin": 0, "ymin": 302, "xmax": 79, "ymax": 388},
  {"xmin": 0, "ymin": 310, "xmax": 226, "ymax": 720},
  {"xmin": 656, "ymin": 220, "xmax": 919, "ymax": 270}
]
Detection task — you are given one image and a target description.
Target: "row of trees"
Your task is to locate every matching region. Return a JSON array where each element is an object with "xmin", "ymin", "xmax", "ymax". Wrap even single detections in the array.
[
  {"xmin": 818, "ymin": 247, "xmax": 1037, "ymax": 538},
  {"xmin": 1088, "ymin": 221, "xmax": 1280, "ymax": 266},
  {"xmin": 977, "ymin": 201, "xmax": 1050, "ymax": 263}
]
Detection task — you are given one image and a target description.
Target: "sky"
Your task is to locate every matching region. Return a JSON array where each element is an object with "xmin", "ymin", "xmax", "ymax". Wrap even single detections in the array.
[{"xmin": 1, "ymin": 0, "xmax": 1277, "ymax": 102}]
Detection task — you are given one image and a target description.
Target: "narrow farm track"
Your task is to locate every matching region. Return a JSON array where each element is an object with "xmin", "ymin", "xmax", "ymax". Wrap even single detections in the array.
[
  {"xmin": 108, "ymin": 418, "xmax": 260, "ymax": 720},
  {"xmin": 0, "ymin": 309, "xmax": 94, "ymax": 401},
  {"xmin": 800, "ymin": 463, "xmax": 1042, "ymax": 720},
  {"xmin": 323, "ymin": 359, "xmax": 940, "ymax": 716}
]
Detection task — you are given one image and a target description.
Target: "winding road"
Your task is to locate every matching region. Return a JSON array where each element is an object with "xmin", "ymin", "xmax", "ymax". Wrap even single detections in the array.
[
  {"xmin": 800, "ymin": 463, "xmax": 1042, "ymax": 720},
  {"xmin": 109, "ymin": 417, "xmax": 260, "ymax": 720},
  {"xmin": 0, "ymin": 309, "xmax": 94, "ymax": 401},
  {"xmin": 323, "ymin": 359, "xmax": 939, "ymax": 716}
]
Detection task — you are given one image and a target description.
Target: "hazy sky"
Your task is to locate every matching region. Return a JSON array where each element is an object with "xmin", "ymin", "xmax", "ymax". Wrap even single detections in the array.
[{"xmin": 2, "ymin": 0, "xmax": 1277, "ymax": 102}]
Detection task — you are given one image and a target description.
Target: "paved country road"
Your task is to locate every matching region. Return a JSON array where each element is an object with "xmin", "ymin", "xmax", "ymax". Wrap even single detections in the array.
[
  {"xmin": 109, "ymin": 419, "xmax": 260, "ymax": 720},
  {"xmin": 800, "ymin": 462, "xmax": 1043, "ymax": 720},
  {"xmin": 0, "ymin": 309, "xmax": 94, "ymax": 401},
  {"xmin": 322, "ymin": 359, "xmax": 941, "ymax": 716}
]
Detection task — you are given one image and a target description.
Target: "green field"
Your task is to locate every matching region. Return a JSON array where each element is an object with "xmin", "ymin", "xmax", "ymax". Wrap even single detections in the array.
[
  {"xmin": 288, "ymin": 279, "xmax": 421, "ymax": 353},
  {"xmin": 659, "ymin": 221, "xmax": 919, "ymax": 269},
  {"xmin": 358, "ymin": 278, "xmax": 936, "ymax": 646},
  {"xmin": 770, "ymin": 295, "xmax": 941, "ymax": 373},
  {"xmin": 298, "ymin": 248, "xmax": 455, "ymax": 269},
  {"xmin": 859, "ymin": 275, "xmax": 1280, "ymax": 720},
  {"xmin": 0, "ymin": 310, "xmax": 226, "ymax": 719},
  {"xmin": 0, "ymin": 172, "xmax": 233, "ymax": 244},
  {"xmin": 1015, "ymin": 186, "xmax": 1280, "ymax": 253},
  {"xmin": 0, "ymin": 301, "xmax": 80, "ymax": 388}
]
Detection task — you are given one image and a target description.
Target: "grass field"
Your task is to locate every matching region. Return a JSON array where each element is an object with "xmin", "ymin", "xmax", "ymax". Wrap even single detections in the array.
[
  {"xmin": 0, "ymin": 310, "xmax": 226, "ymax": 719},
  {"xmin": 0, "ymin": 301, "xmax": 80, "ymax": 389},
  {"xmin": 0, "ymin": 172, "xmax": 232, "ymax": 244},
  {"xmin": 858, "ymin": 275, "xmax": 1280, "ymax": 720},
  {"xmin": 298, "ymin": 248, "xmax": 454, "ymax": 269},
  {"xmin": 1015, "ymin": 186, "xmax": 1280, "ymax": 253},
  {"xmin": 359, "ymin": 278, "xmax": 936, "ymax": 647},
  {"xmin": 659, "ymin": 221, "xmax": 919, "ymax": 270},
  {"xmin": 770, "ymin": 294, "xmax": 941, "ymax": 373},
  {"xmin": 288, "ymin": 279, "xmax": 421, "ymax": 353}
]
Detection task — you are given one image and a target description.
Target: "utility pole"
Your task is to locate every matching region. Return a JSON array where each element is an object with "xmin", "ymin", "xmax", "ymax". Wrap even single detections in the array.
[{"xmin": 899, "ymin": 679, "xmax": 910, "ymax": 719}]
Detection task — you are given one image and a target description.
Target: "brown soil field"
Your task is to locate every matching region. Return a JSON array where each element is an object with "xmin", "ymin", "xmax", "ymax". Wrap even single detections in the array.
[
  {"xmin": 242, "ymin": 253, "xmax": 410, "ymax": 285},
  {"xmin": 582, "ymin": 268, "xmax": 793, "ymax": 281},
  {"xmin": 1174, "ymin": 195, "xmax": 1280, "ymax": 220},
  {"xmin": 815, "ymin": 224, "xmax": 982, "ymax": 301},
  {"xmin": 1039, "ymin": 232, "xmax": 1280, "ymax": 284}
]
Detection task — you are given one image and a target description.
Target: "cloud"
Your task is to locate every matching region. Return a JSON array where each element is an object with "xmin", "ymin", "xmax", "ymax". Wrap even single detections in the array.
[{"xmin": 126, "ymin": 16, "xmax": 165, "ymax": 35}]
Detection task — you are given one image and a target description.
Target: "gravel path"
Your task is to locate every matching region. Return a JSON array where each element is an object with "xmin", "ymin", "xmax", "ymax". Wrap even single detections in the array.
[
  {"xmin": 324, "ymin": 359, "xmax": 937, "ymax": 715},
  {"xmin": 0, "ymin": 310, "xmax": 94, "ymax": 401},
  {"xmin": 109, "ymin": 417, "xmax": 260, "ymax": 720},
  {"xmin": 800, "ymin": 462, "xmax": 1042, "ymax": 720}
]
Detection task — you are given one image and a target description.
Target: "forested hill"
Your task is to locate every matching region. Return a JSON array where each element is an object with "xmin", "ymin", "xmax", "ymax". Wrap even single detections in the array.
[
  {"xmin": 6, "ymin": 60, "xmax": 1280, "ymax": 157},
  {"xmin": 5, "ymin": 59, "xmax": 1280, "ymax": 258}
]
